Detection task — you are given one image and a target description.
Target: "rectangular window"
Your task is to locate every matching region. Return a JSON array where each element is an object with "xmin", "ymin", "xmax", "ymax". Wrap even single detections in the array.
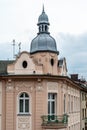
[
  {"xmin": 48, "ymin": 93, "xmax": 57, "ymax": 120},
  {"xmin": 68, "ymin": 95, "xmax": 70, "ymax": 113},
  {"xmin": 71, "ymin": 96, "xmax": 73, "ymax": 113}
]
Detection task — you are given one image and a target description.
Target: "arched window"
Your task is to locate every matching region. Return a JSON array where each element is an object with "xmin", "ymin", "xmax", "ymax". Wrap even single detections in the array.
[
  {"xmin": 19, "ymin": 92, "xmax": 29, "ymax": 114},
  {"xmin": 42, "ymin": 25, "xmax": 44, "ymax": 32},
  {"xmin": 45, "ymin": 25, "xmax": 47, "ymax": 32}
]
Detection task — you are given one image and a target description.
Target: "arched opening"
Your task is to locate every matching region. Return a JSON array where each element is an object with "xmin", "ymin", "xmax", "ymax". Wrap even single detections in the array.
[{"xmin": 50, "ymin": 58, "xmax": 54, "ymax": 66}]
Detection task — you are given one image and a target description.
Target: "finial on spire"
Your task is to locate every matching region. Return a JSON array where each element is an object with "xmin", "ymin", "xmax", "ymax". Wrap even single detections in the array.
[{"xmin": 42, "ymin": 4, "xmax": 45, "ymax": 13}]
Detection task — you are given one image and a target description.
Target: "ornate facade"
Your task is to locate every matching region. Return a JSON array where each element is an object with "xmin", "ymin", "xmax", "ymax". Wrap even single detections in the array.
[{"xmin": 0, "ymin": 6, "xmax": 86, "ymax": 130}]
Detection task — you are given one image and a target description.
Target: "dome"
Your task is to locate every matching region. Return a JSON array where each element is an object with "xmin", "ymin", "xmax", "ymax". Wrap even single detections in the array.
[{"xmin": 30, "ymin": 33, "xmax": 58, "ymax": 54}]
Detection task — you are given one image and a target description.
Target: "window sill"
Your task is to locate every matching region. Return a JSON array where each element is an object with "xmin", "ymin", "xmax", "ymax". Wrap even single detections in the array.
[{"xmin": 17, "ymin": 113, "xmax": 31, "ymax": 116}]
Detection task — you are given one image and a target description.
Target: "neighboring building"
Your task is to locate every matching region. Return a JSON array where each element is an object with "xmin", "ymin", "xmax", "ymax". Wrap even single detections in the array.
[
  {"xmin": 71, "ymin": 74, "xmax": 87, "ymax": 130},
  {"xmin": 81, "ymin": 90, "xmax": 87, "ymax": 130},
  {"xmin": 0, "ymin": 6, "xmax": 85, "ymax": 130}
]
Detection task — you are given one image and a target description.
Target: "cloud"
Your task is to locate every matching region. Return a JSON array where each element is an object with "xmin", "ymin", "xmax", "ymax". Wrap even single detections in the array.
[
  {"xmin": 57, "ymin": 32, "xmax": 87, "ymax": 79},
  {"xmin": 0, "ymin": 42, "xmax": 13, "ymax": 60}
]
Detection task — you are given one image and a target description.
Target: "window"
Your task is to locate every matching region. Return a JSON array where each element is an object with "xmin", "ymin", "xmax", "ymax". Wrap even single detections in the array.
[
  {"xmin": 68, "ymin": 94, "xmax": 70, "ymax": 113},
  {"xmin": 19, "ymin": 92, "xmax": 29, "ymax": 114},
  {"xmin": 64, "ymin": 94, "xmax": 66, "ymax": 113},
  {"xmin": 82, "ymin": 109, "xmax": 84, "ymax": 119},
  {"xmin": 22, "ymin": 61, "xmax": 28, "ymax": 68},
  {"xmin": 71, "ymin": 96, "xmax": 73, "ymax": 112},
  {"xmin": 48, "ymin": 93, "xmax": 56, "ymax": 120},
  {"xmin": 50, "ymin": 58, "xmax": 54, "ymax": 66}
]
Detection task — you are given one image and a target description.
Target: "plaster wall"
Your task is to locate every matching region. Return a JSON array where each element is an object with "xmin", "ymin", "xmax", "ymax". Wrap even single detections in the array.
[{"xmin": 0, "ymin": 82, "xmax": 2, "ymax": 130}]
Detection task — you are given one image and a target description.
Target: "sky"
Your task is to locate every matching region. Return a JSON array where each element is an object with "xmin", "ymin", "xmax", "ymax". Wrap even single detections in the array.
[{"xmin": 0, "ymin": 0, "xmax": 87, "ymax": 80}]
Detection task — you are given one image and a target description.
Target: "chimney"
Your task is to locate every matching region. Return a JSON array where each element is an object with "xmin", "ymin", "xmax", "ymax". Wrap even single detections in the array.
[{"xmin": 71, "ymin": 74, "xmax": 78, "ymax": 81}]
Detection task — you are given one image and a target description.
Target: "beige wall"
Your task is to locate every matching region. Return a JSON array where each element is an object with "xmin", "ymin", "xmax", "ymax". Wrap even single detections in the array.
[
  {"xmin": 2, "ymin": 51, "xmax": 80, "ymax": 130},
  {"xmin": 1, "ymin": 78, "xmax": 81, "ymax": 130},
  {"xmin": 8, "ymin": 51, "xmax": 68, "ymax": 77},
  {"xmin": 0, "ymin": 82, "xmax": 2, "ymax": 130}
]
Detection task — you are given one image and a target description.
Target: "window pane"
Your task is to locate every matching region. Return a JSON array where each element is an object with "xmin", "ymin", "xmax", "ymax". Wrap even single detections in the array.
[
  {"xmin": 64, "ymin": 94, "xmax": 66, "ymax": 113},
  {"xmin": 48, "ymin": 93, "xmax": 50, "ymax": 99},
  {"xmin": 48, "ymin": 101, "xmax": 50, "ymax": 114},
  {"xmin": 51, "ymin": 101, "xmax": 55, "ymax": 114},
  {"xmin": 25, "ymin": 93, "xmax": 29, "ymax": 97},
  {"xmin": 52, "ymin": 94, "xmax": 55, "ymax": 99},
  {"xmin": 25, "ymin": 99, "xmax": 29, "ymax": 112},
  {"xmin": 20, "ymin": 99, "xmax": 23, "ymax": 112},
  {"xmin": 20, "ymin": 93, "xmax": 24, "ymax": 97}
]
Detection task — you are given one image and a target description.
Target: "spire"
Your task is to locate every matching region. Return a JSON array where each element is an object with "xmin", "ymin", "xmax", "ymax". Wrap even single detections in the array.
[
  {"xmin": 30, "ymin": 6, "xmax": 59, "ymax": 55},
  {"xmin": 38, "ymin": 5, "xmax": 49, "ymax": 25},
  {"xmin": 37, "ymin": 6, "xmax": 49, "ymax": 34},
  {"xmin": 42, "ymin": 4, "xmax": 45, "ymax": 13},
  {"xmin": 37, "ymin": 5, "xmax": 49, "ymax": 34}
]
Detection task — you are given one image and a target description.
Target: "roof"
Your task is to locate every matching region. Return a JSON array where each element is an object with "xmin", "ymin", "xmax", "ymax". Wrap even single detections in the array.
[
  {"xmin": 30, "ymin": 33, "xmax": 58, "ymax": 54},
  {"xmin": 38, "ymin": 6, "xmax": 49, "ymax": 25},
  {"xmin": 0, "ymin": 60, "xmax": 14, "ymax": 74}
]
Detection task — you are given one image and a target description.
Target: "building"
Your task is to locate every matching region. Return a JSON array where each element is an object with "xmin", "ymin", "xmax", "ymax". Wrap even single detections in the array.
[
  {"xmin": 0, "ymin": 6, "xmax": 84, "ymax": 130},
  {"xmin": 81, "ymin": 87, "xmax": 87, "ymax": 130},
  {"xmin": 71, "ymin": 74, "xmax": 87, "ymax": 130}
]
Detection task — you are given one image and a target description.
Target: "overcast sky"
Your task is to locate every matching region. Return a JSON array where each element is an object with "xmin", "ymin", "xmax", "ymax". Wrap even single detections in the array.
[{"xmin": 0, "ymin": 0, "xmax": 87, "ymax": 80}]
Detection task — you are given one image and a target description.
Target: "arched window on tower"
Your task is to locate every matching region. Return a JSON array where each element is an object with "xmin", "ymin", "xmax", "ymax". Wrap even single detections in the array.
[
  {"xmin": 39, "ymin": 26, "xmax": 41, "ymax": 32},
  {"xmin": 42, "ymin": 25, "xmax": 44, "ymax": 32},
  {"xmin": 45, "ymin": 25, "xmax": 47, "ymax": 32},
  {"xmin": 19, "ymin": 92, "xmax": 29, "ymax": 114}
]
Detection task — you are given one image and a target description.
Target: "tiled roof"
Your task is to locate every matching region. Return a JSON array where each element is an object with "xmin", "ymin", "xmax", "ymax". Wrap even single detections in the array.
[{"xmin": 0, "ymin": 60, "xmax": 14, "ymax": 74}]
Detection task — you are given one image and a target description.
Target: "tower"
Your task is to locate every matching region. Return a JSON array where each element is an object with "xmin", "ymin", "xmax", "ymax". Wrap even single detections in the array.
[{"xmin": 30, "ymin": 6, "xmax": 59, "ymax": 75}]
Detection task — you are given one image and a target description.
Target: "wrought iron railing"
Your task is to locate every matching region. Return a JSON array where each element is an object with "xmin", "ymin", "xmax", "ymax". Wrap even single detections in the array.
[{"xmin": 41, "ymin": 114, "xmax": 68, "ymax": 125}]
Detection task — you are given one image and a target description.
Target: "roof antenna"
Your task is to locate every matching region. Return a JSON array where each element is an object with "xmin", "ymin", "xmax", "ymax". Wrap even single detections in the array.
[
  {"xmin": 18, "ymin": 42, "xmax": 21, "ymax": 54},
  {"xmin": 12, "ymin": 39, "xmax": 15, "ymax": 59}
]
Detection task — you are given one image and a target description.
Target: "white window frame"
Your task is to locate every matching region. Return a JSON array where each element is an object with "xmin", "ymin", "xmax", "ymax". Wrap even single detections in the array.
[
  {"xmin": 19, "ymin": 92, "xmax": 29, "ymax": 114},
  {"xmin": 48, "ymin": 93, "xmax": 57, "ymax": 117}
]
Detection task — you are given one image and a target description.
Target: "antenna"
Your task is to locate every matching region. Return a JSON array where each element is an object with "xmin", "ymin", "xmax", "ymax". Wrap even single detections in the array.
[
  {"xmin": 18, "ymin": 42, "xmax": 21, "ymax": 54},
  {"xmin": 12, "ymin": 39, "xmax": 15, "ymax": 58}
]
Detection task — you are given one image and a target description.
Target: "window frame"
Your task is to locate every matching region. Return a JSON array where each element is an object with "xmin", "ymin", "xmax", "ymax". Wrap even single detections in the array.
[
  {"xmin": 19, "ymin": 92, "xmax": 29, "ymax": 115},
  {"xmin": 48, "ymin": 93, "xmax": 57, "ymax": 119}
]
